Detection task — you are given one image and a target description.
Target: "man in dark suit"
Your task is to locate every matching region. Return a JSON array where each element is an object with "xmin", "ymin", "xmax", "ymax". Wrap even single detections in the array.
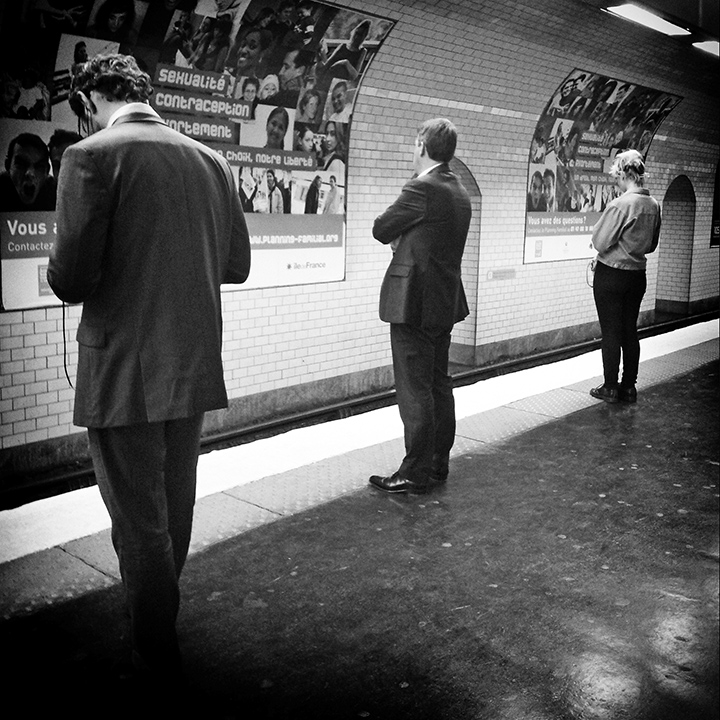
[
  {"xmin": 370, "ymin": 118, "xmax": 471, "ymax": 495},
  {"xmin": 47, "ymin": 54, "xmax": 251, "ymax": 683}
]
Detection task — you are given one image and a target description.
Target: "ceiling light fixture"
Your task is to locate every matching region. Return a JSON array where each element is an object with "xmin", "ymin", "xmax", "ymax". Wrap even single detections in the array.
[
  {"xmin": 692, "ymin": 40, "xmax": 719, "ymax": 56},
  {"xmin": 604, "ymin": 4, "xmax": 691, "ymax": 36}
]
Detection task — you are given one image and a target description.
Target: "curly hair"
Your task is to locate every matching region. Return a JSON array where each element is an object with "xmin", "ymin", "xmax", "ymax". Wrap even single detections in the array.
[{"xmin": 69, "ymin": 54, "xmax": 153, "ymax": 118}]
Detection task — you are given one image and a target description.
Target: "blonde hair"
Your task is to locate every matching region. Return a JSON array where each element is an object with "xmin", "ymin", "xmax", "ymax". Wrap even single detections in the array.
[{"xmin": 610, "ymin": 149, "xmax": 646, "ymax": 185}]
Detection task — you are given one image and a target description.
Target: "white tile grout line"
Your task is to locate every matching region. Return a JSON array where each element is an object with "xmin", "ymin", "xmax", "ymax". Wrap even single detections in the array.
[{"xmin": 1, "ymin": 320, "xmax": 717, "ymax": 565}]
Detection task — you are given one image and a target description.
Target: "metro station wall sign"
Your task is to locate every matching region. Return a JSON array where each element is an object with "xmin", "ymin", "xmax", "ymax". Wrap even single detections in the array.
[
  {"xmin": 524, "ymin": 69, "xmax": 681, "ymax": 264},
  {"xmin": 0, "ymin": 0, "xmax": 394, "ymax": 310}
]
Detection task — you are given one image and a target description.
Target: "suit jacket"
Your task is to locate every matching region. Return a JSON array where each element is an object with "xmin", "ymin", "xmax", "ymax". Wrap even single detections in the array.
[
  {"xmin": 373, "ymin": 164, "xmax": 471, "ymax": 329},
  {"xmin": 48, "ymin": 111, "xmax": 251, "ymax": 428}
]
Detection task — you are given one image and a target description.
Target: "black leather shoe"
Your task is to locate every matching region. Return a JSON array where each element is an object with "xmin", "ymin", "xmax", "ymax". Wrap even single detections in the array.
[
  {"xmin": 369, "ymin": 474, "xmax": 434, "ymax": 494},
  {"xmin": 618, "ymin": 385, "xmax": 637, "ymax": 403},
  {"xmin": 590, "ymin": 384, "xmax": 619, "ymax": 403},
  {"xmin": 369, "ymin": 473, "xmax": 413, "ymax": 493}
]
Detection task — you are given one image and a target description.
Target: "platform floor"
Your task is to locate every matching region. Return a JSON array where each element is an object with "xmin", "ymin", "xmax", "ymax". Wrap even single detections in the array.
[{"xmin": 0, "ymin": 321, "xmax": 718, "ymax": 719}]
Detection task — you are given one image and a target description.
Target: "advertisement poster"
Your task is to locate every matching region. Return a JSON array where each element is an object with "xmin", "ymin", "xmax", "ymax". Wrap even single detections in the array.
[
  {"xmin": 0, "ymin": 0, "xmax": 394, "ymax": 310},
  {"xmin": 524, "ymin": 69, "xmax": 681, "ymax": 263}
]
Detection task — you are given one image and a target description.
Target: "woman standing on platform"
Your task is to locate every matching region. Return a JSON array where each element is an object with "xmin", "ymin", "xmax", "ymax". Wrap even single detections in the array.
[{"xmin": 590, "ymin": 149, "xmax": 661, "ymax": 404}]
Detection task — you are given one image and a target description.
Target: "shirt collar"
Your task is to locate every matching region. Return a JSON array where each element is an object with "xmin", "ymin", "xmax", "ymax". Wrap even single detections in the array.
[
  {"xmin": 107, "ymin": 102, "xmax": 161, "ymax": 128},
  {"xmin": 417, "ymin": 162, "xmax": 442, "ymax": 178}
]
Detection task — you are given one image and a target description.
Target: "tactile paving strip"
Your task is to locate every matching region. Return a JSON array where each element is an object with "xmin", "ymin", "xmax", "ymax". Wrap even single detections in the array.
[
  {"xmin": 190, "ymin": 492, "xmax": 279, "ymax": 553},
  {"xmin": 564, "ymin": 339, "xmax": 719, "ymax": 394},
  {"xmin": 507, "ymin": 387, "xmax": 598, "ymax": 417},
  {"xmin": 0, "ymin": 546, "xmax": 116, "ymax": 619},
  {"xmin": 449, "ymin": 435, "xmax": 494, "ymax": 457},
  {"xmin": 225, "ymin": 438, "xmax": 405, "ymax": 515},
  {"xmin": 640, "ymin": 341, "xmax": 719, "ymax": 383},
  {"xmin": 456, "ymin": 405, "xmax": 555, "ymax": 444},
  {"xmin": 62, "ymin": 528, "xmax": 119, "ymax": 580}
]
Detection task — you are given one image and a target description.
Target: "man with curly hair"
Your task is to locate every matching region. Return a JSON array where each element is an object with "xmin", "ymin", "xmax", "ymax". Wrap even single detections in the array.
[{"xmin": 47, "ymin": 54, "xmax": 251, "ymax": 685}]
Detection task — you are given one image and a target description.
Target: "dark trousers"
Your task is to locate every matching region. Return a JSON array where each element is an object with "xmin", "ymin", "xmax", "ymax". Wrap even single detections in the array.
[
  {"xmin": 390, "ymin": 323, "xmax": 456, "ymax": 483},
  {"xmin": 87, "ymin": 413, "xmax": 204, "ymax": 675},
  {"xmin": 593, "ymin": 262, "xmax": 647, "ymax": 387}
]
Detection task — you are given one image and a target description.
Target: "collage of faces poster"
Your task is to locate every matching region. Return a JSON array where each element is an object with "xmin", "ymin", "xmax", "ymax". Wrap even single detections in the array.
[
  {"xmin": 0, "ymin": 0, "xmax": 395, "ymax": 309},
  {"xmin": 524, "ymin": 68, "xmax": 681, "ymax": 264}
]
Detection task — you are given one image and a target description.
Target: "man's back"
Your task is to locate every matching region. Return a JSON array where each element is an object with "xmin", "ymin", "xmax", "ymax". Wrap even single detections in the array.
[
  {"xmin": 375, "ymin": 164, "xmax": 471, "ymax": 329},
  {"xmin": 49, "ymin": 116, "xmax": 250, "ymax": 427},
  {"xmin": 46, "ymin": 52, "xmax": 251, "ymax": 681},
  {"xmin": 398, "ymin": 167, "xmax": 471, "ymax": 267}
]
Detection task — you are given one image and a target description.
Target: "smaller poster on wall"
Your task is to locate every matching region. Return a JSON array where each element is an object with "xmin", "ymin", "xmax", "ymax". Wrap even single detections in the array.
[
  {"xmin": 524, "ymin": 69, "xmax": 682, "ymax": 264},
  {"xmin": 0, "ymin": 119, "xmax": 66, "ymax": 309},
  {"xmin": 0, "ymin": 210, "xmax": 57, "ymax": 310}
]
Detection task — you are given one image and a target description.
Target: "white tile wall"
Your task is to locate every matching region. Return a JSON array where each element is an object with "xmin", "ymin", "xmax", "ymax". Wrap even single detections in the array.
[{"xmin": 1, "ymin": 0, "xmax": 717, "ymax": 452}]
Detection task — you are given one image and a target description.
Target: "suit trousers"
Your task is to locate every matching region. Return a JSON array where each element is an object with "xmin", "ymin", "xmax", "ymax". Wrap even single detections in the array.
[
  {"xmin": 87, "ymin": 413, "xmax": 204, "ymax": 676},
  {"xmin": 391, "ymin": 323, "xmax": 456, "ymax": 483},
  {"xmin": 593, "ymin": 262, "xmax": 647, "ymax": 387}
]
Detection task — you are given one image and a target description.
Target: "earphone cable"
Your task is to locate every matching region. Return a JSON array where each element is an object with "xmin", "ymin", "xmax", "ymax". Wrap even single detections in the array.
[{"xmin": 62, "ymin": 301, "xmax": 74, "ymax": 389}]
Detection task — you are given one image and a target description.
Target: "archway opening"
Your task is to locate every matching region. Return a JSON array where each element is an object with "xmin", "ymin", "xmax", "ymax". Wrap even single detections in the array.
[
  {"xmin": 449, "ymin": 157, "xmax": 481, "ymax": 368},
  {"xmin": 656, "ymin": 175, "xmax": 696, "ymax": 318}
]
